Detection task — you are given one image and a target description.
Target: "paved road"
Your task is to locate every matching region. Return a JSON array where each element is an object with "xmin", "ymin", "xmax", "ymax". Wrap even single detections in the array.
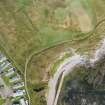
[
  {"xmin": 0, "ymin": 76, "xmax": 13, "ymax": 99},
  {"xmin": 47, "ymin": 54, "xmax": 85, "ymax": 105},
  {"xmin": 47, "ymin": 38, "xmax": 105, "ymax": 105},
  {"xmin": 3, "ymin": 99, "xmax": 12, "ymax": 105}
]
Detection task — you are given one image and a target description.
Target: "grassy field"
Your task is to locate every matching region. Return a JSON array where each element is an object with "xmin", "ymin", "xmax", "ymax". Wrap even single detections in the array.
[
  {"xmin": 0, "ymin": 0, "xmax": 96, "ymax": 73},
  {"xmin": 0, "ymin": 0, "xmax": 105, "ymax": 105},
  {"xmin": 0, "ymin": 0, "xmax": 97, "ymax": 78},
  {"xmin": 0, "ymin": 96, "xmax": 5, "ymax": 104}
]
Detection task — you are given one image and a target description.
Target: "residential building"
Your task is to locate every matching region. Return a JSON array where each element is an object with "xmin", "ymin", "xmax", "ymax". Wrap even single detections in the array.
[
  {"xmin": 10, "ymin": 75, "xmax": 21, "ymax": 83},
  {"xmin": 1, "ymin": 61, "xmax": 11, "ymax": 70},
  {"xmin": 0, "ymin": 57, "xmax": 6, "ymax": 63},
  {"xmin": 0, "ymin": 53, "xmax": 6, "ymax": 63},
  {"xmin": 12, "ymin": 90, "xmax": 25, "ymax": 97},
  {"xmin": 13, "ymin": 82, "xmax": 24, "ymax": 89},
  {"xmin": 5, "ymin": 68, "xmax": 15, "ymax": 77},
  {"xmin": 20, "ymin": 98, "xmax": 28, "ymax": 105}
]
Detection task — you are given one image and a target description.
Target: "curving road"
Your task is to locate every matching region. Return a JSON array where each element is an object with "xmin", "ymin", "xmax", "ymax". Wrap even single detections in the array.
[
  {"xmin": 23, "ymin": 18, "xmax": 105, "ymax": 105},
  {"xmin": 47, "ymin": 38, "xmax": 105, "ymax": 105},
  {"xmin": 47, "ymin": 54, "xmax": 86, "ymax": 105}
]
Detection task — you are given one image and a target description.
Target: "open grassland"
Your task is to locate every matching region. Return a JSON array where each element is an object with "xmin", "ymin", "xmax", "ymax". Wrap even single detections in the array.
[
  {"xmin": 0, "ymin": 96, "xmax": 5, "ymax": 105},
  {"xmin": 26, "ymin": 0, "xmax": 105, "ymax": 105},
  {"xmin": 0, "ymin": 0, "xmax": 105, "ymax": 105},
  {"xmin": 0, "ymin": 0, "xmax": 96, "ymax": 74},
  {"xmin": 27, "ymin": 20, "xmax": 105, "ymax": 105}
]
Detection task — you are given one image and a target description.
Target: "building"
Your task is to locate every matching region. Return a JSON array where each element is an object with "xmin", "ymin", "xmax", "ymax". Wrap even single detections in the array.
[
  {"xmin": 25, "ymin": 100, "xmax": 28, "ymax": 105},
  {"xmin": 20, "ymin": 98, "xmax": 28, "ymax": 105},
  {"xmin": 13, "ymin": 82, "xmax": 24, "ymax": 89},
  {"xmin": 0, "ymin": 56, "xmax": 6, "ymax": 63},
  {"xmin": 0, "ymin": 62, "xmax": 6, "ymax": 73},
  {"xmin": 0, "ymin": 53, "xmax": 6, "ymax": 63},
  {"xmin": 5, "ymin": 68, "xmax": 15, "ymax": 77},
  {"xmin": 1, "ymin": 61, "xmax": 11, "ymax": 70},
  {"xmin": 0, "ymin": 52, "xmax": 28, "ymax": 105},
  {"xmin": 9, "ymin": 75, "xmax": 21, "ymax": 83},
  {"xmin": 12, "ymin": 90, "xmax": 26, "ymax": 97},
  {"xmin": 0, "ymin": 60, "xmax": 11, "ymax": 72}
]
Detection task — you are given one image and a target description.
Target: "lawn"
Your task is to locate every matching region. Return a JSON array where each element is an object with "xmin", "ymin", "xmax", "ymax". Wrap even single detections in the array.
[{"xmin": 0, "ymin": 96, "xmax": 5, "ymax": 104}]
